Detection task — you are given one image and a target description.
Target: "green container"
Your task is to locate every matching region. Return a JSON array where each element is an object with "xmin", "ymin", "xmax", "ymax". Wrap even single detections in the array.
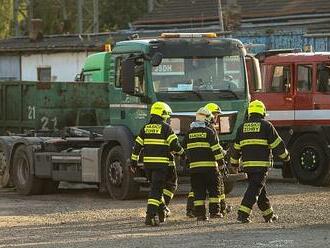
[{"xmin": 0, "ymin": 81, "xmax": 110, "ymax": 135}]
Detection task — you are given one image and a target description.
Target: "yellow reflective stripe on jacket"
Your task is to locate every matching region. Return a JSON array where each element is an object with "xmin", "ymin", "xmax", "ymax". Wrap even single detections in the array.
[
  {"xmin": 131, "ymin": 154, "xmax": 139, "ymax": 161},
  {"xmin": 230, "ymin": 157, "xmax": 239, "ymax": 164},
  {"xmin": 279, "ymin": 149, "xmax": 289, "ymax": 159},
  {"xmin": 144, "ymin": 138, "xmax": 168, "ymax": 146},
  {"xmin": 234, "ymin": 143, "xmax": 241, "ymax": 150},
  {"xmin": 189, "ymin": 161, "xmax": 217, "ymax": 168},
  {"xmin": 215, "ymin": 153, "xmax": 224, "ymax": 160},
  {"xmin": 143, "ymin": 157, "xmax": 169, "ymax": 163},
  {"xmin": 188, "ymin": 191, "xmax": 194, "ymax": 198},
  {"xmin": 135, "ymin": 136, "xmax": 144, "ymax": 146},
  {"xmin": 239, "ymin": 205, "xmax": 252, "ymax": 214},
  {"xmin": 148, "ymin": 198, "xmax": 161, "ymax": 206},
  {"xmin": 269, "ymin": 137, "xmax": 282, "ymax": 149},
  {"xmin": 194, "ymin": 200, "xmax": 205, "ymax": 206},
  {"xmin": 163, "ymin": 189, "xmax": 174, "ymax": 199},
  {"xmin": 209, "ymin": 197, "xmax": 220, "ymax": 203},
  {"xmin": 263, "ymin": 207, "xmax": 273, "ymax": 216},
  {"xmin": 187, "ymin": 142, "xmax": 210, "ymax": 149},
  {"xmin": 211, "ymin": 144, "xmax": 221, "ymax": 151},
  {"xmin": 242, "ymin": 161, "xmax": 271, "ymax": 167},
  {"xmin": 219, "ymin": 194, "xmax": 225, "ymax": 201},
  {"xmin": 240, "ymin": 139, "xmax": 268, "ymax": 147},
  {"xmin": 167, "ymin": 134, "xmax": 178, "ymax": 144}
]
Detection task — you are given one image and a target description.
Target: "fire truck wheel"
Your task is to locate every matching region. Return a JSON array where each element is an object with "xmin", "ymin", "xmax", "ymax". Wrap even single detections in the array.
[
  {"xmin": 224, "ymin": 181, "xmax": 234, "ymax": 195},
  {"xmin": 12, "ymin": 145, "xmax": 44, "ymax": 195},
  {"xmin": 291, "ymin": 134, "xmax": 330, "ymax": 186},
  {"xmin": 0, "ymin": 145, "xmax": 13, "ymax": 188},
  {"xmin": 105, "ymin": 146, "xmax": 139, "ymax": 200}
]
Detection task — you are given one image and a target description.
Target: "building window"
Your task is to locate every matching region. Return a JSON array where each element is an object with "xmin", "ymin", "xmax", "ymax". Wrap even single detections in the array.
[{"xmin": 37, "ymin": 67, "xmax": 51, "ymax": 81}]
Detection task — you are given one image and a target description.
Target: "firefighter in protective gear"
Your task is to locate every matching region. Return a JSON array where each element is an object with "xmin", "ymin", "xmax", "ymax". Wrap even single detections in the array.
[
  {"xmin": 186, "ymin": 103, "xmax": 231, "ymax": 217},
  {"xmin": 230, "ymin": 100, "xmax": 290, "ymax": 223},
  {"xmin": 130, "ymin": 101, "xmax": 184, "ymax": 226},
  {"xmin": 183, "ymin": 107, "xmax": 226, "ymax": 221}
]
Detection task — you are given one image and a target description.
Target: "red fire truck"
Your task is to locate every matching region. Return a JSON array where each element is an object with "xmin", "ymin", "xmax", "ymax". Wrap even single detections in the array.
[{"xmin": 250, "ymin": 50, "xmax": 330, "ymax": 186}]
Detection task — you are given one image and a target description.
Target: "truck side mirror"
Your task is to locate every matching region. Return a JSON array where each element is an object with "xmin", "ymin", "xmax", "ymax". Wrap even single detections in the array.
[
  {"xmin": 151, "ymin": 52, "xmax": 163, "ymax": 67},
  {"xmin": 251, "ymin": 56, "xmax": 262, "ymax": 91},
  {"xmin": 121, "ymin": 58, "xmax": 135, "ymax": 94}
]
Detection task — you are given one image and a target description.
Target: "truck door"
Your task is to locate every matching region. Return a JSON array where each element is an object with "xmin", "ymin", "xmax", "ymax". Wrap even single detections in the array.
[
  {"xmin": 252, "ymin": 63, "xmax": 294, "ymax": 126},
  {"xmin": 294, "ymin": 64, "xmax": 314, "ymax": 123}
]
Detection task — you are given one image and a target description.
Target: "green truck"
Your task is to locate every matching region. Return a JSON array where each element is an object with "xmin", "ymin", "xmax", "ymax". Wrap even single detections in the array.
[{"xmin": 0, "ymin": 33, "xmax": 260, "ymax": 199}]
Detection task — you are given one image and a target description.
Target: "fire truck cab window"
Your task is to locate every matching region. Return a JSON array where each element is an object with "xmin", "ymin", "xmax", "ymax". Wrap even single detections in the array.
[
  {"xmin": 270, "ymin": 65, "xmax": 290, "ymax": 92},
  {"xmin": 317, "ymin": 63, "xmax": 330, "ymax": 92},
  {"xmin": 297, "ymin": 64, "xmax": 312, "ymax": 92}
]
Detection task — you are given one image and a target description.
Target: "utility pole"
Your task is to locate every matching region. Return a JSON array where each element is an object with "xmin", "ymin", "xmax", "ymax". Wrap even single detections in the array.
[{"xmin": 217, "ymin": 0, "xmax": 224, "ymax": 32}]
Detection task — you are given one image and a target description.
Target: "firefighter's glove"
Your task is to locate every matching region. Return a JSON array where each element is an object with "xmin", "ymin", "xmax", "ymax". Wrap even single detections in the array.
[{"xmin": 129, "ymin": 159, "xmax": 139, "ymax": 174}]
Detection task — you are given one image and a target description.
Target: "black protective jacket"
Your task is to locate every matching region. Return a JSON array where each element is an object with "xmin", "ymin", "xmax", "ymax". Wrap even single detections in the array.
[
  {"xmin": 131, "ymin": 115, "xmax": 184, "ymax": 169},
  {"xmin": 230, "ymin": 114, "xmax": 289, "ymax": 172}
]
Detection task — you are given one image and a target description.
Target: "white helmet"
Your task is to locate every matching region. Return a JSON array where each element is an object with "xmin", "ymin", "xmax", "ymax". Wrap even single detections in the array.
[{"xmin": 196, "ymin": 107, "xmax": 213, "ymax": 122}]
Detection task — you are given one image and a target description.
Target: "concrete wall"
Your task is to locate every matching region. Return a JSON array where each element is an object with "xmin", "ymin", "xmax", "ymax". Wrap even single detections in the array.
[{"xmin": 21, "ymin": 52, "xmax": 94, "ymax": 82}]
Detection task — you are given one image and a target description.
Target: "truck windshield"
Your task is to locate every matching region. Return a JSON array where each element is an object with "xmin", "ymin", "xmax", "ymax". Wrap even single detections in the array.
[{"xmin": 152, "ymin": 56, "xmax": 246, "ymax": 101}]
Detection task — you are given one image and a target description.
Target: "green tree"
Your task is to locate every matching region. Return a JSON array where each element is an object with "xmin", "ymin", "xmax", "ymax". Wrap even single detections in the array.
[{"xmin": 0, "ymin": 0, "xmax": 13, "ymax": 38}]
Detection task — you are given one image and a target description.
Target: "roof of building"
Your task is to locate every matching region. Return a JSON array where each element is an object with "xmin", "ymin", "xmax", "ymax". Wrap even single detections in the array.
[
  {"xmin": 133, "ymin": 0, "xmax": 330, "ymax": 29},
  {"xmin": 0, "ymin": 33, "xmax": 111, "ymax": 53}
]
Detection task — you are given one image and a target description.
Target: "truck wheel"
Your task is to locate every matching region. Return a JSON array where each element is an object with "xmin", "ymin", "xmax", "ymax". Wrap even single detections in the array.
[
  {"xmin": 105, "ymin": 146, "xmax": 139, "ymax": 200},
  {"xmin": 12, "ymin": 145, "xmax": 43, "ymax": 195},
  {"xmin": 224, "ymin": 181, "xmax": 234, "ymax": 195},
  {"xmin": 291, "ymin": 134, "xmax": 330, "ymax": 186},
  {"xmin": 0, "ymin": 148, "xmax": 12, "ymax": 188}
]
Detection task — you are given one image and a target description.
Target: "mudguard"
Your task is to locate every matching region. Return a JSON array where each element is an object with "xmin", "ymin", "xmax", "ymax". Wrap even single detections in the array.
[{"xmin": 102, "ymin": 125, "xmax": 134, "ymax": 159}]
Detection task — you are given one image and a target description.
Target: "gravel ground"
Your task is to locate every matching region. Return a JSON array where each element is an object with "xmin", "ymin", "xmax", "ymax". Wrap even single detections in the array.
[{"xmin": 0, "ymin": 172, "xmax": 330, "ymax": 248}]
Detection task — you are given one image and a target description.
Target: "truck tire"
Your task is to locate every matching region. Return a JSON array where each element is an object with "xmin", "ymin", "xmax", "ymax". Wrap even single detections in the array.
[
  {"xmin": 11, "ymin": 145, "xmax": 44, "ymax": 195},
  {"xmin": 105, "ymin": 146, "xmax": 139, "ymax": 200},
  {"xmin": 0, "ymin": 147, "xmax": 12, "ymax": 188},
  {"xmin": 224, "ymin": 181, "xmax": 234, "ymax": 195},
  {"xmin": 291, "ymin": 134, "xmax": 330, "ymax": 186}
]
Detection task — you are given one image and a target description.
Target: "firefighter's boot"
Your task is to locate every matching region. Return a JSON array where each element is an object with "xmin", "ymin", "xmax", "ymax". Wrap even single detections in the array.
[
  {"xmin": 210, "ymin": 212, "xmax": 224, "ymax": 219},
  {"xmin": 264, "ymin": 214, "xmax": 279, "ymax": 223},
  {"xmin": 220, "ymin": 201, "xmax": 232, "ymax": 216},
  {"xmin": 237, "ymin": 212, "xmax": 252, "ymax": 223},
  {"xmin": 158, "ymin": 204, "xmax": 166, "ymax": 223},
  {"xmin": 196, "ymin": 215, "xmax": 209, "ymax": 221},
  {"xmin": 145, "ymin": 214, "xmax": 159, "ymax": 226}
]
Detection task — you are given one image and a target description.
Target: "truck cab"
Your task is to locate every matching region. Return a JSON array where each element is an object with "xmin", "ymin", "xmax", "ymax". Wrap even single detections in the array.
[{"xmin": 250, "ymin": 50, "xmax": 330, "ymax": 186}]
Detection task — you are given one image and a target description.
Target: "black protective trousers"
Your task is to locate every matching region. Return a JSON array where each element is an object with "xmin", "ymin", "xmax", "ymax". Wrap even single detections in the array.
[
  {"xmin": 163, "ymin": 166, "xmax": 178, "ymax": 206},
  {"xmin": 145, "ymin": 167, "xmax": 167, "ymax": 216},
  {"xmin": 191, "ymin": 170, "xmax": 220, "ymax": 217},
  {"xmin": 239, "ymin": 171, "xmax": 271, "ymax": 218}
]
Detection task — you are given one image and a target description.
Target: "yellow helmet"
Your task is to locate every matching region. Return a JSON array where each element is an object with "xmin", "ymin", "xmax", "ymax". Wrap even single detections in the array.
[
  {"xmin": 150, "ymin": 101, "xmax": 172, "ymax": 120},
  {"xmin": 205, "ymin": 103, "xmax": 222, "ymax": 115},
  {"xmin": 248, "ymin": 100, "xmax": 266, "ymax": 117},
  {"xmin": 196, "ymin": 107, "xmax": 213, "ymax": 122}
]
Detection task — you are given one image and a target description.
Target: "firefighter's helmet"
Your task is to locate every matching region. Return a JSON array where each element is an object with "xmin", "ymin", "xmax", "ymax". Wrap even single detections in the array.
[
  {"xmin": 248, "ymin": 100, "xmax": 266, "ymax": 117},
  {"xmin": 150, "ymin": 101, "xmax": 172, "ymax": 120},
  {"xmin": 205, "ymin": 103, "xmax": 222, "ymax": 115},
  {"xmin": 196, "ymin": 107, "xmax": 213, "ymax": 122}
]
